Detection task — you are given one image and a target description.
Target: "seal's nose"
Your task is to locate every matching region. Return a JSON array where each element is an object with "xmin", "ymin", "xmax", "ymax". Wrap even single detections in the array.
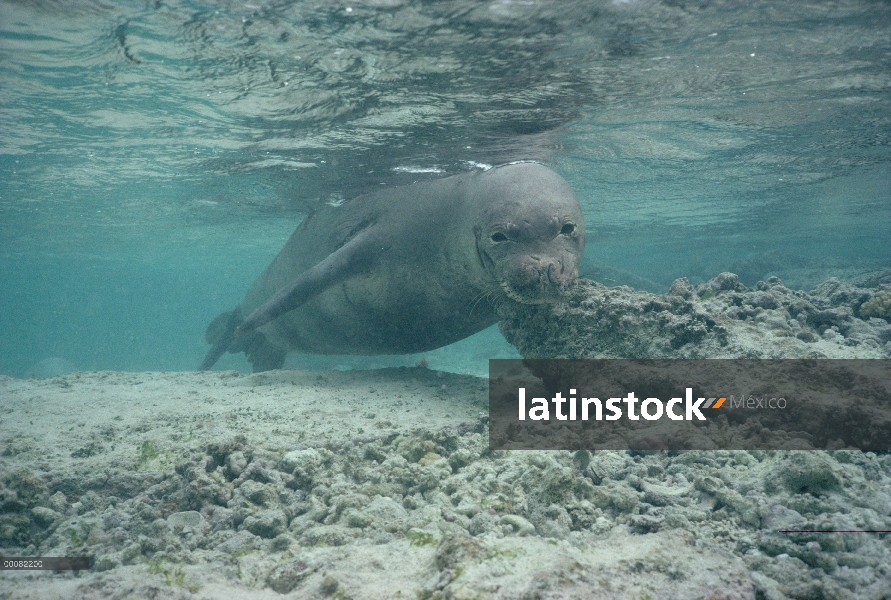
[{"xmin": 546, "ymin": 261, "xmax": 577, "ymax": 285}]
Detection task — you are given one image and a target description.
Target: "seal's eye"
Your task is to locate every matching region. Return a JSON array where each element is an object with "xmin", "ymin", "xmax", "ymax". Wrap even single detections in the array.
[
  {"xmin": 490, "ymin": 232, "xmax": 508, "ymax": 243},
  {"xmin": 560, "ymin": 223, "xmax": 575, "ymax": 236}
]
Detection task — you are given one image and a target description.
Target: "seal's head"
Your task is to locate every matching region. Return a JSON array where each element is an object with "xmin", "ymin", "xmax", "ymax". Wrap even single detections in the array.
[{"xmin": 473, "ymin": 162, "xmax": 585, "ymax": 304}]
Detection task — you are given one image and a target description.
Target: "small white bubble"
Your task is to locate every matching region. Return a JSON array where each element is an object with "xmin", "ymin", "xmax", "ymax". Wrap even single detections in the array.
[
  {"xmin": 750, "ymin": 53, "xmax": 755, "ymax": 57},
  {"xmin": 345, "ymin": 6, "xmax": 353, "ymax": 12}
]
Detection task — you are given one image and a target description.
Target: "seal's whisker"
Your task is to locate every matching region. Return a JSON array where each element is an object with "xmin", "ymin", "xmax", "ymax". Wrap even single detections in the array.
[{"xmin": 469, "ymin": 285, "xmax": 502, "ymax": 317}]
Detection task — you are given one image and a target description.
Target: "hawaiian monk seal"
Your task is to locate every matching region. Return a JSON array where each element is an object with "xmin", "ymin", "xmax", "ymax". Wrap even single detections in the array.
[{"xmin": 200, "ymin": 162, "xmax": 584, "ymax": 372}]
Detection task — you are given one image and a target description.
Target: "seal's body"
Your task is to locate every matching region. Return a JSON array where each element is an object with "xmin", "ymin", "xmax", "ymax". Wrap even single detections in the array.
[{"xmin": 200, "ymin": 162, "xmax": 584, "ymax": 371}]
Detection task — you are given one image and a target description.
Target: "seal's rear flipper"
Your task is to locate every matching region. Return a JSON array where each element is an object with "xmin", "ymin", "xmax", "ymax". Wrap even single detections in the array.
[
  {"xmin": 200, "ymin": 308, "xmax": 287, "ymax": 372},
  {"xmin": 198, "ymin": 309, "xmax": 242, "ymax": 371},
  {"xmin": 243, "ymin": 333, "xmax": 286, "ymax": 372}
]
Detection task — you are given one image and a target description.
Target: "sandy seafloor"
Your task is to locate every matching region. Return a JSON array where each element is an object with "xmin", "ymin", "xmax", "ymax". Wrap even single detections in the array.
[{"xmin": 2, "ymin": 277, "xmax": 891, "ymax": 599}]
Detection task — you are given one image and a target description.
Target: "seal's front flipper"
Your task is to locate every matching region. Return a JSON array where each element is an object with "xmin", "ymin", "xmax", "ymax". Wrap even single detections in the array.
[
  {"xmin": 237, "ymin": 229, "xmax": 379, "ymax": 336},
  {"xmin": 199, "ymin": 308, "xmax": 242, "ymax": 371}
]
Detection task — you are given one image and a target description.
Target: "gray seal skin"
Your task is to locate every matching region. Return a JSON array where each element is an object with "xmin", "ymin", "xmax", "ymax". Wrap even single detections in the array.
[{"xmin": 200, "ymin": 162, "xmax": 584, "ymax": 372}]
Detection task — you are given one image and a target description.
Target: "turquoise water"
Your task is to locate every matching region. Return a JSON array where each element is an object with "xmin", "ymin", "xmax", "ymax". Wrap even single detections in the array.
[{"xmin": 1, "ymin": 0, "xmax": 889, "ymax": 376}]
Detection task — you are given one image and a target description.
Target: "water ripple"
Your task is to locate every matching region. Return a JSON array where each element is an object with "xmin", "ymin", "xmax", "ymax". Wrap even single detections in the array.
[{"xmin": 1, "ymin": 0, "xmax": 889, "ymax": 250}]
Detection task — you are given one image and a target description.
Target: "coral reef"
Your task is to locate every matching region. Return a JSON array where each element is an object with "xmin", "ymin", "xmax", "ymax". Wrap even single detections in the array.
[
  {"xmin": 499, "ymin": 271, "xmax": 891, "ymax": 359},
  {"xmin": 2, "ymin": 370, "xmax": 891, "ymax": 598},
  {"xmin": 3, "ymin": 423, "xmax": 891, "ymax": 598},
  {"xmin": 859, "ymin": 289, "xmax": 891, "ymax": 322}
]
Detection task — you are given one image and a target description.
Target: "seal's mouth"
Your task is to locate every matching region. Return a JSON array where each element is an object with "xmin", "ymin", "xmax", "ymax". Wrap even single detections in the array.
[
  {"xmin": 497, "ymin": 260, "xmax": 578, "ymax": 304},
  {"xmin": 497, "ymin": 280, "xmax": 558, "ymax": 304}
]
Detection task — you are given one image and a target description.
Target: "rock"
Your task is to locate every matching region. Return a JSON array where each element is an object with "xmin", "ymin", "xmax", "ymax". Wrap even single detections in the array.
[
  {"xmin": 859, "ymin": 289, "xmax": 891, "ymax": 321},
  {"xmin": 301, "ymin": 525, "xmax": 353, "ymax": 547},
  {"xmin": 93, "ymin": 552, "xmax": 122, "ymax": 572},
  {"xmin": 226, "ymin": 451, "xmax": 248, "ymax": 478},
  {"xmin": 771, "ymin": 452, "xmax": 840, "ymax": 494},
  {"xmin": 238, "ymin": 479, "xmax": 274, "ymax": 506},
  {"xmin": 47, "ymin": 491, "xmax": 68, "ymax": 513},
  {"xmin": 214, "ymin": 529, "xmax": 260, "ymax": 554},
  {"xmin": 280, "ymin": 448, "xmax": 326, "ymax": 489},
  {"xmin": 434, "ymin": 534, "xmax": 485, "ymax": 572},
  {"xmin": 499, "ymin": 514, "xmax": 534, "ymax": 536},
  {"xmin": 266, "ymin": 557, "xmax": 313, "ymax": 594},
  {"xmin": 166, "ymin": 510, "xmax": 205, "ymax": 535},
  {"xmin": 499, "ymin": 271, "xmax": 891, "ymax": 359},
  {"xmin": 319, "ymin": 574, "xmax": 339, "ymax": 595},
  {"xmin": 241, "ymin": 508, "xmax": 287, "ymax": 538},
  {"xmin": 363, "ymin": 496, "xmax": 407, "ymax": 533},
  {"xmin": 31, "ymin": 506, "xmax": 61, "ymax": 527}
]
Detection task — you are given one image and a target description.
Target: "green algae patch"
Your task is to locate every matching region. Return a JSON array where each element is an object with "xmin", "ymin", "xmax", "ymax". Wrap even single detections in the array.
[
  {"xmin": 406, "ymin": 529, "xmax": 437, "ymax": 547},
  {"xmin": 137, "ymin": 440, "xmax": 163, "ymax": 471}
]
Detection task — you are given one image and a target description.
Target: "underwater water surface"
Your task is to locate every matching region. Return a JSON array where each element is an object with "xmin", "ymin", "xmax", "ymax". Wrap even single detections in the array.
[{"xmin": 1, "ymin": 0, "xmax": 889, "ymax": 376}]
